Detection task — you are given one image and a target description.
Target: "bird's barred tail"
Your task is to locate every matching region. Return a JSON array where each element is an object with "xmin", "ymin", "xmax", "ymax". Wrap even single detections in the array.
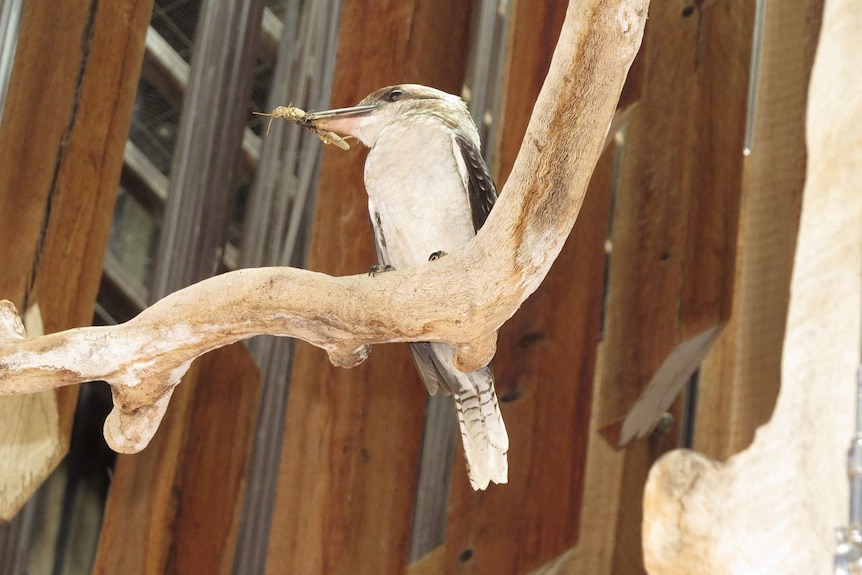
[{"xmin": 453, "ymin": 367, "xmax": 509, "ymax": 490}]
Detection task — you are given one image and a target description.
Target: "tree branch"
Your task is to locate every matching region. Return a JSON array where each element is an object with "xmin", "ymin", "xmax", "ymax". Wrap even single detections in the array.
[{"xmin": 0, "ymin": 0, "xmax": 649, "ymax": 453}]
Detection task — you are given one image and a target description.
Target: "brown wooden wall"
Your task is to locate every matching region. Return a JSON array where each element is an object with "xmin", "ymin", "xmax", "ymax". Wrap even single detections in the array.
[
  {"xmin": 0, "ymin": 0, "xmax": 153, "ymax": 522},
  {"xmin": 0, "ymin": 0, "xmax": 826, "ymax": 574}
]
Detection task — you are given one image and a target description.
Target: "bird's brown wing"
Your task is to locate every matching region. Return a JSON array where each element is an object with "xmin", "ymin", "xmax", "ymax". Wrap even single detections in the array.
[
  {"xmin": 369, "ymin": 207, "xmax": 391, "ymax": 266},
  {"xmin": 453, "ymin": 134, "xmax": 498, "ymax": 232}
]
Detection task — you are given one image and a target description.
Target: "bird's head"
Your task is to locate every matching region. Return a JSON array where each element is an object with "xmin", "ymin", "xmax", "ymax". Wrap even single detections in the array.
[{"xmin": 305, "ymin": 84, "xmax": 474, "ymax": 148}]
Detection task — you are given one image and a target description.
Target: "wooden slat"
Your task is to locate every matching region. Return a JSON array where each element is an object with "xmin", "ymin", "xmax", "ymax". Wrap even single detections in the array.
[
  {"xmin": 263, "ymin": 1, "xmax": 472, "ymax": 573},
  {"xmin": 596, "ymin": 0, "xmax": 755, "ymax": 447},
  {"xmin": 694, "ymin": 0, "xmax": 825, "ymax": 459},
  {"xmin": 259, "ymin": 8, "xmax": 283, "ymax": 68},
  {"xmin": 93, "ymin": 343, "xmax": 261, "ymax": 574},
  {"xmin": 0, "ymin": 0, "xmax": 153, "ymax": 520},
  {"xmin": 442, "ymin": 146, "xmax": 614, "ymax": 572}
]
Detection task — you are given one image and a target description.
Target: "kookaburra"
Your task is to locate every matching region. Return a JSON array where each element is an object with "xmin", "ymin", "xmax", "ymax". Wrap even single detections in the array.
[{"xmin": 306, "ymin": 84, "xmax": 508, "ymax": 490}]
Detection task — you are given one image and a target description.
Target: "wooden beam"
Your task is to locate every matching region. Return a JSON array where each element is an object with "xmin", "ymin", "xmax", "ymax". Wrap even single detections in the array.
[
  {"xmin": 0, "ymin": 0, "xmax": 153, "ymax": 520},
  {"xmin": 263, "ymin": 1, "xmax": 473, "ymax": 572},
  {"xmin": 492, "ymin": 1, "xmax": 568, "ymax": 186},
  {"xmin": 596, "ymin": 0, "xmax": 755, "ymax": 446},
  {"xmin": 644, "ymin": 0, "xmax": 861, "ymax": 568},
  {"xmin": 694, "ymin": 0, "xmax": 825, "ymax": 460},
  {"xmin": 93, "ymin": 343, "xmax": 260, "ymax": 574}
]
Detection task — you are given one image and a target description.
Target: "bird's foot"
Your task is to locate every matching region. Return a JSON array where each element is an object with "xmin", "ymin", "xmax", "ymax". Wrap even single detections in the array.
[
  {"xmin": 368, "ymin": 264, "xmax": 394, "ymax": 277},
  {"xmin": 428, "ymin": 250, "xmax": 447, "ymax": 261}
]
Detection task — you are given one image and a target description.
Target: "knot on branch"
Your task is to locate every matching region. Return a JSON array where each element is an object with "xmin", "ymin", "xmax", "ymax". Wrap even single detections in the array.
[
  {"xmin": 0, "ymin": 300, "xmax": 25, "ymax": 339},
  {"xmin": 454, "ymin": 333, "xmax": 498, "ymax": 372},
  {"xmin": 104, "ymin": 389, "xmax": 176, "ymax": 453},
  {"xmin": 327, "ymin": 344, "xmax": 370, "ymax": 368}
]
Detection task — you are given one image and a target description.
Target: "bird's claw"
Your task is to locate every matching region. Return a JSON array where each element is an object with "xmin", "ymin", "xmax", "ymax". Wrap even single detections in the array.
[
  {"xmin": 369, "ymin": 264, "xmax": 394, "ymax": 276},
  {"xmin": 428, "ymin": 250, "xmax": 447, "ymax": 261}
]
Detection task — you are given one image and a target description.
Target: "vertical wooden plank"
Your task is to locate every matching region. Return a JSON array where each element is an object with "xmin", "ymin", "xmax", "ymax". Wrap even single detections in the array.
[
  {"xmin": 0, "ymin": 0, "xmax": 153, "ymax": 520},
  {"xmin": 596, "ymin": 0, "xmax": 754, "ymax": 447},
  {"xmin": 264, "ymin": 1, "xmax": 472, "ymax": 573},
  {"xmin": 694, "ymin": 0, "xmax": 825, "ymax": 459},
  {"xmin": 443, "ymin": 143, "xmax": 613, "ymax": 572},
  {"xmin": 93, "ymin": 343, "xmax": 261, "ymax": 574}
]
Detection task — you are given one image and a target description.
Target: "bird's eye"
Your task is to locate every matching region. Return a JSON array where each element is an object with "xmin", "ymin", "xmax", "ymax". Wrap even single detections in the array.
[{"xmin": 386, "ymin": 89, "xmax": 404, "ymax": 102}]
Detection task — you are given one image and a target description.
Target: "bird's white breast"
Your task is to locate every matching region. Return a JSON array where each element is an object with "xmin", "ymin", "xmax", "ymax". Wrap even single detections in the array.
[{"xmin": 364, "ymin": 115, "xmax": 476, "ymax": 269}]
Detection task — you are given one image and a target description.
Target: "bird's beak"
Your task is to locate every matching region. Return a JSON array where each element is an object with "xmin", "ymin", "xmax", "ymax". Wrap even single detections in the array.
[{"xmin": 304, "ymin": 103, "xmax": 380, "ymax": 137}]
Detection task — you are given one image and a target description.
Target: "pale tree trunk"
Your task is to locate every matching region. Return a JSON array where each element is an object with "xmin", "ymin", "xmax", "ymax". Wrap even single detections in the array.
[{"xmin": 643, "ymin": 0, "xmax": 862, "ymax": 572}]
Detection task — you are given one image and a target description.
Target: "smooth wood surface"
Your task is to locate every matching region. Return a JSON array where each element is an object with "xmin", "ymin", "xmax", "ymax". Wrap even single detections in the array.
[
  {"xmin": 597, "ymin": 0, "xmax": 754, "ymax": 446},
  {"xmin": 643, "ymin": 0, "xmax": 861, "ymax": 569},
  {"xmin": 264, "ymin": 1, "xmax": 473, "ymax": 573},
  {"xmin": 694, "ymin": 0, "xmax": 824, "ymax": 460},
  {"xmin": 0, "ymin": 0, "xmax": 152, "ymax": 520},
  {"xmin": 93, "ymin": 343, "xmax": 260, "ymax": 574}
]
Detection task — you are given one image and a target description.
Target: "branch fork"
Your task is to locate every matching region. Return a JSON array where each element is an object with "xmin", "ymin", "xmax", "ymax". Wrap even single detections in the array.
[{"xmin": 0, "ymin": 0, "xmax": 649, "ymax": 454}]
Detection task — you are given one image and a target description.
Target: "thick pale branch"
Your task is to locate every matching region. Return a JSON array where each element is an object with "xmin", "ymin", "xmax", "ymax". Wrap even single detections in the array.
[{"xmin": 0, "ymin": 0, "xmax": 648, "ymax": 453}]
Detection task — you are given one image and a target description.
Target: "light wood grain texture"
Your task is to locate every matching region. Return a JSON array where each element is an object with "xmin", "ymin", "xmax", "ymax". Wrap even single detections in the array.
[
  {"xmin": 93, "ymin": 343, "xmax": 260, "ymax": 575},
  {"xmin": 597, "ymin": 0, "xmax": 754, "ymax": 446},
  {"xmin": 694, "ymin": 0, "xmax": 824, "ymax": 460},
  {"xmin": 0, "ymin": 0, "xmax": 152, "ymax": 520},
  {"xmin": 643, "ymin": 0, "xmax": 862, "ymax": 570}
]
